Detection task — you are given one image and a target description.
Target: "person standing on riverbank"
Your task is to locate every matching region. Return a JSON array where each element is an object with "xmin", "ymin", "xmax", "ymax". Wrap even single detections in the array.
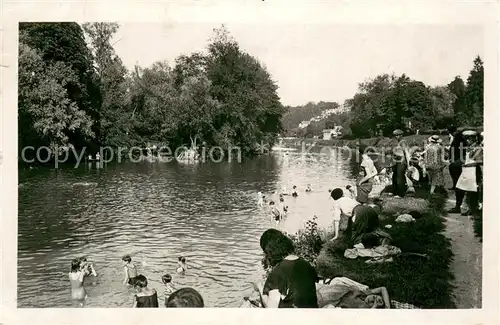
[
  {"xmin": 391, "ymin": 129, "xmax": 410, "ymax": 198},
  {"xmin": 454, "ymin": 130, "xmax": 482, "ymax": 217},
  {"xmin": 356, "ymin": 153, "xmax": 378, "ymax": 203},
  {"xmin": 424, "ymin": 135, "xmax": 445, "ymax": 194},
  {"xmin": 447, "ymin": 129, "xmax": 466, "ymax": 193}
]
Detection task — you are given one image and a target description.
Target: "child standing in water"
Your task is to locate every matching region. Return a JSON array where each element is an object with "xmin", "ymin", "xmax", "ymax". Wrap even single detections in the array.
[
  {"xmin": 69, "ymin": 259, "xmax": 90, "ymax": 307},
  {"xmin": 122, "ymin": 255, "xmax": 138, "ymax": 285},
  {"xmin": 177, "ymin": 257, "xmax": 187, "ymax": 274},
  {"xmin": 132, "ymin": 274, "xmax": 159, "ymax": 308},
  {"xmin": 291, "ymin": 185, "xmax": 298, "ymax": 197},
  {"xmin": 161, "ymin": 274, "xmax": 177, "ymax": 306},
  {"xmin": 79, "ymin": 257, "xmax": 98, "ymax": 276},
  {"xmin": 269, "ymin": 201, "xmax": 282, "ymax": 227},
  {"xmin": 257, "ymin": 192, "xmax": 264, "ymax": 207}
]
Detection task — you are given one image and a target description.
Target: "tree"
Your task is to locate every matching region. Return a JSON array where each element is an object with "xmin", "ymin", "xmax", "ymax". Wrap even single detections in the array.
[
  {"xmin": 463, "ymin": 56, "xmax": 484, "ymax": 126},
  {"xmin": 205, "ymin": 26, "xmax": 285, "ymax": 154},
  {"xmin": 447, "ymin": 76, "xmax": 466, "ymax": 125},
  {"xmin": 20, "ymin": 22, "xmax": 102, "ymax": 148},
  {"xmin": 83, "ymin": 22, "xmax": 131, "ymax": 147},
  {"xmin": 18, "ymin": 36, "xmax": 94, "ymax": 155}
]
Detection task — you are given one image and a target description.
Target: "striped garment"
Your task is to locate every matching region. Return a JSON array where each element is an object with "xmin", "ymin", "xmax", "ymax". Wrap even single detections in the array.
[{"xmin": 391, "ymin": 300, "xmax": 419, "ymax": 309}]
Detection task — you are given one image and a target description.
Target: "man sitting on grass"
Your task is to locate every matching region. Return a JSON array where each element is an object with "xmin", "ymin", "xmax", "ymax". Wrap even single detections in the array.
[{"xmin": 330, "ymin": 188, "xmax": 391, "ymax": 247}]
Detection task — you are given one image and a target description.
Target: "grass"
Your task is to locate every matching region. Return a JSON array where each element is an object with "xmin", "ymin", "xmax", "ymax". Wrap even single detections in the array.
[{"xmin": 311, "ymin": 186, "xmax": 455, "ymax": 308}]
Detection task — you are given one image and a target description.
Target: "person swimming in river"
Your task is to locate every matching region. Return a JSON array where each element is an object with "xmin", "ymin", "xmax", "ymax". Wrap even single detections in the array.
[
  {"xmin": 79, "ymin": 257, "xmax": 98, "ymax": 277},
  {"xmin": 122, "ymin": 255, "xmax": 138, "ymax": 285},
  {"xmin": 257, "ymin": 192, "xmax": 264, "ymax": 207},
  {"xmin": 305, "ymin": 184, "xmax": 312, "ymax": 192},
  {"xmin": 291, "ymin": 186, "xmax": 298, "ymax": 198},
  {"xmin": 69, "ymin": 259, "xmax": 90, "ymax": 307},
  {"xmin": 161, "ymin": 274, "xmax": 177, "ymax": 306},
  {"xmin": 177, "ymin": 257, "xmax": 187, "ymax": 274},
  {"xmin": 269, "ymin": 201, "xmax": 282, "ymax": 227},
  {"xmin": 279, "ymin": 197, "xmax": 288, "ymax": 214}
]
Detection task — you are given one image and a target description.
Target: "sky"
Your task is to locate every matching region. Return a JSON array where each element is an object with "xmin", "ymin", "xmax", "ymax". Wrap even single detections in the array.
[{"xmin": 111, "ymin": 23, "xmax": 484, "ymax": 106}]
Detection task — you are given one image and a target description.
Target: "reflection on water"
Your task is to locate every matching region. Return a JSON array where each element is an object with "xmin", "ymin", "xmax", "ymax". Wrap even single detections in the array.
[{"xmin": 18, "ymin": 148, "xmax": 356, "ymax": 307}]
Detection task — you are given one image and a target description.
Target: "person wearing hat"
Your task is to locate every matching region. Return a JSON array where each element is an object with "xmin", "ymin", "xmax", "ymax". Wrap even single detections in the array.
[
  {"xmin": 452, "ymin": 130, "xmax": 482, "ymax": 217},
  {"xmin": 447, "ymin": 128, "xmax": 467, "ymax": 192},
  {"xmin": 423, "ymin": 135, "xmax": 446, "ymax": 194},
  {"xmin": 390, "ymin": 129, "xmax": 410, "ymax": 198}
]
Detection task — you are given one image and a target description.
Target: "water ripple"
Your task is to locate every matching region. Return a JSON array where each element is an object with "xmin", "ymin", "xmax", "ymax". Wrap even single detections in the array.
[{"xmin": 18, "ymin": 151, "xmax": 354, "ymax": 307}]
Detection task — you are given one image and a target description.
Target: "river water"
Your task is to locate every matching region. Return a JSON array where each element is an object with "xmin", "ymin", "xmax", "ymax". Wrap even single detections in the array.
[{"xmin": 18, "ymin": 145, "xmax": 359, "ymax": 308}]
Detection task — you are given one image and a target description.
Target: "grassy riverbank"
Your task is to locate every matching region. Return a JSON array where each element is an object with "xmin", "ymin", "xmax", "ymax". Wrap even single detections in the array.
[
  {"xmin": 283, "ymin": 134, "xmax": 450, "ymax": 149},
  {"xmin": 312, "ymin": 187, "xmax": 455, "ymax": 308}
]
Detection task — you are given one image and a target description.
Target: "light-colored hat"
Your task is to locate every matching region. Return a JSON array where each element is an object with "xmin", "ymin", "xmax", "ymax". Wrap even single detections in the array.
[
  {"xmin": 462, "ymin": 130, "xmax": 477, "ymax": 136},
  {"xmin": 480, "ymin": 131, "xmax": 484, "ymax": 137},
  {"xmin": 428, "ymin": 135, "xmax": 440, "ymax": 143},
  {"xmin": 393, "ymin": 129, "xmax": 404, "ymax": 136}
]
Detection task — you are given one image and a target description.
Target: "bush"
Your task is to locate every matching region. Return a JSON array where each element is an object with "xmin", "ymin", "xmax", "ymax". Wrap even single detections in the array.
[{"xmin": 286, "ymin": 216, "xmax": 324, "ymax": 266}]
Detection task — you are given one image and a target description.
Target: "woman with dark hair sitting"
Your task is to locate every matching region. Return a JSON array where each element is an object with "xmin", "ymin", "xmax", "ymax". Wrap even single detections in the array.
[
  {"xmin": 253, "ymin": 229, "xmax": 319, "ymax": 308},
  {"xmin": 166, "ymin": 288, "xmax": 204, "ymax": 308},
  {"xmin": 132, "ymin": 274, "xmax": 159, "ymax": 308}
]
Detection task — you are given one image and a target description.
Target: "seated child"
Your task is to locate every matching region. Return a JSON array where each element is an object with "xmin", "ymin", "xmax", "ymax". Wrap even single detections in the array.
[
  {"xmin": 122, "ymin": 255, "xmax": 138, "ymax": 285},
  {"xmin": 291, "ymin": 185, "xmax": 298, "ymax": 197},
  {"xmin": 162, "ymin": 274, "xmax": 176, "ymax": 306},
  {"xmin": 177, "ymin": 257, "xmax": 187, "ymax": 274}
]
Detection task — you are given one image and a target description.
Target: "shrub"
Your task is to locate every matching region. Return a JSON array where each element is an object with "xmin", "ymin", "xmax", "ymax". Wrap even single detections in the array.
[{"xmin": 287, "ymin": 216, "xmax": 324, "ymax": 266}]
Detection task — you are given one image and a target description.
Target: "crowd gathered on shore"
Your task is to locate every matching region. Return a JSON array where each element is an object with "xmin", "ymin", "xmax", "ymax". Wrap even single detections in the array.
[{"xmin": 68, "ymin": 126, "xmax": 483, "ymax": 308}]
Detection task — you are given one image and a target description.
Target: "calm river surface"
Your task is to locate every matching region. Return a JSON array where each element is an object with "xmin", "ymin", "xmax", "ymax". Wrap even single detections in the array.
[{"xmin": 18, "ymin": 145, "xmax": 359, "ymax": 308}]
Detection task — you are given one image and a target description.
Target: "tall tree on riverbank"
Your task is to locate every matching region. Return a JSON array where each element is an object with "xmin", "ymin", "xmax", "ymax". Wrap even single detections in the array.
[
  {"xmin": 19, "ymin": 23, "xmax": 102, "ymax": 148},
  {"xmin": 205, "ymin": 26, "xmax": 285, "ymax": 154},
  {"xmin": 18, "ymin": 34, "xmax": 94, "ymax": 154},
  {"xmin": 462, "ymin": 56, "xmax": 484, "ymax": 126},
  {"xmin": 82, "ymin": 22, "xmax": 131, "ymax": 148},
  {"xmin": 447, "ymin": 76, "xmax": 466, "ymax": 126}
]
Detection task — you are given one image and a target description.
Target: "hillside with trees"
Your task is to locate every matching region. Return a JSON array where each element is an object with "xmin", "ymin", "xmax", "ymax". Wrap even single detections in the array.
[{"xmin": 283, "ymin": 57, "xmax": 483, "ymax": 139}]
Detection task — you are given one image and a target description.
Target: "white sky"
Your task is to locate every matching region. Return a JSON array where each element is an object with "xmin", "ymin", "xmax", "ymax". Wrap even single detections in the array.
[{"xmin": 112, "ymin": 23, "xmax": 484, "ymax": 106}]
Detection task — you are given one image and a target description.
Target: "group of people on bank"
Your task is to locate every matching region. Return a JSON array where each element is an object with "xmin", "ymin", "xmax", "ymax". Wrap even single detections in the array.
[
  {"xmin": 390, "ymin": 126, "xmax": 483, "ymax": 218},
  {"xmin": 245, "ymin": 126, "xmax": 484, "ymax": 309}
]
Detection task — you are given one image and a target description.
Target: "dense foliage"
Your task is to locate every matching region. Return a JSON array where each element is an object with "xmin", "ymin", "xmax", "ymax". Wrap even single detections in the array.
[
  {"xmin": 283, "ymin": 58, "xmax": 483, "ymax": 138},
  {"xmin": 18, "ymin": 23, "xmax": 285, "ymax": 159}
]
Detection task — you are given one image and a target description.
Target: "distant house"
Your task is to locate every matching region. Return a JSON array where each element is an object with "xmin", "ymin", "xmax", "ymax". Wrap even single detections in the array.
[{"xmin": 322, "ymin": 126, "xmax": 343, "ymax": 140}]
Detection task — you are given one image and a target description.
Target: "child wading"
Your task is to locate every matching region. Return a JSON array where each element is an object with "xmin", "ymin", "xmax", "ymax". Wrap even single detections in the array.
[
  {"xmin": 69, "ymin": 259, "xmax": 90, "ymax": 307},
  {"xmin": 269, "ymin": 201, "xmax": 282, "ymax": 228},
  {"xmin": 122, "ymin": 255, "xmax": 138, "ymax": 285},
  {"xmin": 162, "ymin": 274, "xmax": 177, "ymax": 306},
  {"xmin": 132, "ymin": 274, "xmax": 159, "ymax": 308},
  {"xmin": 177, "ymin": 257, "xmax": 187, "ymax": 274}
]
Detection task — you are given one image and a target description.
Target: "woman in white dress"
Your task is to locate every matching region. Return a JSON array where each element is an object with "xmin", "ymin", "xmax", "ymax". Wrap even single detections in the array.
[{"xmin": 455, "ymin": 130, "xmax": 483, "ymax": 217}]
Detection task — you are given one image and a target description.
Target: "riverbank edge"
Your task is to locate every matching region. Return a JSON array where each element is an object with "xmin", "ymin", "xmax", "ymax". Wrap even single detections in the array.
[
  {"xmin": 281, "ymin": 134, "xmax": 450, "ymax": 150},
  {"xmin": 313, "ymin": 188, "xmax": 455, "ymax": 308}
]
